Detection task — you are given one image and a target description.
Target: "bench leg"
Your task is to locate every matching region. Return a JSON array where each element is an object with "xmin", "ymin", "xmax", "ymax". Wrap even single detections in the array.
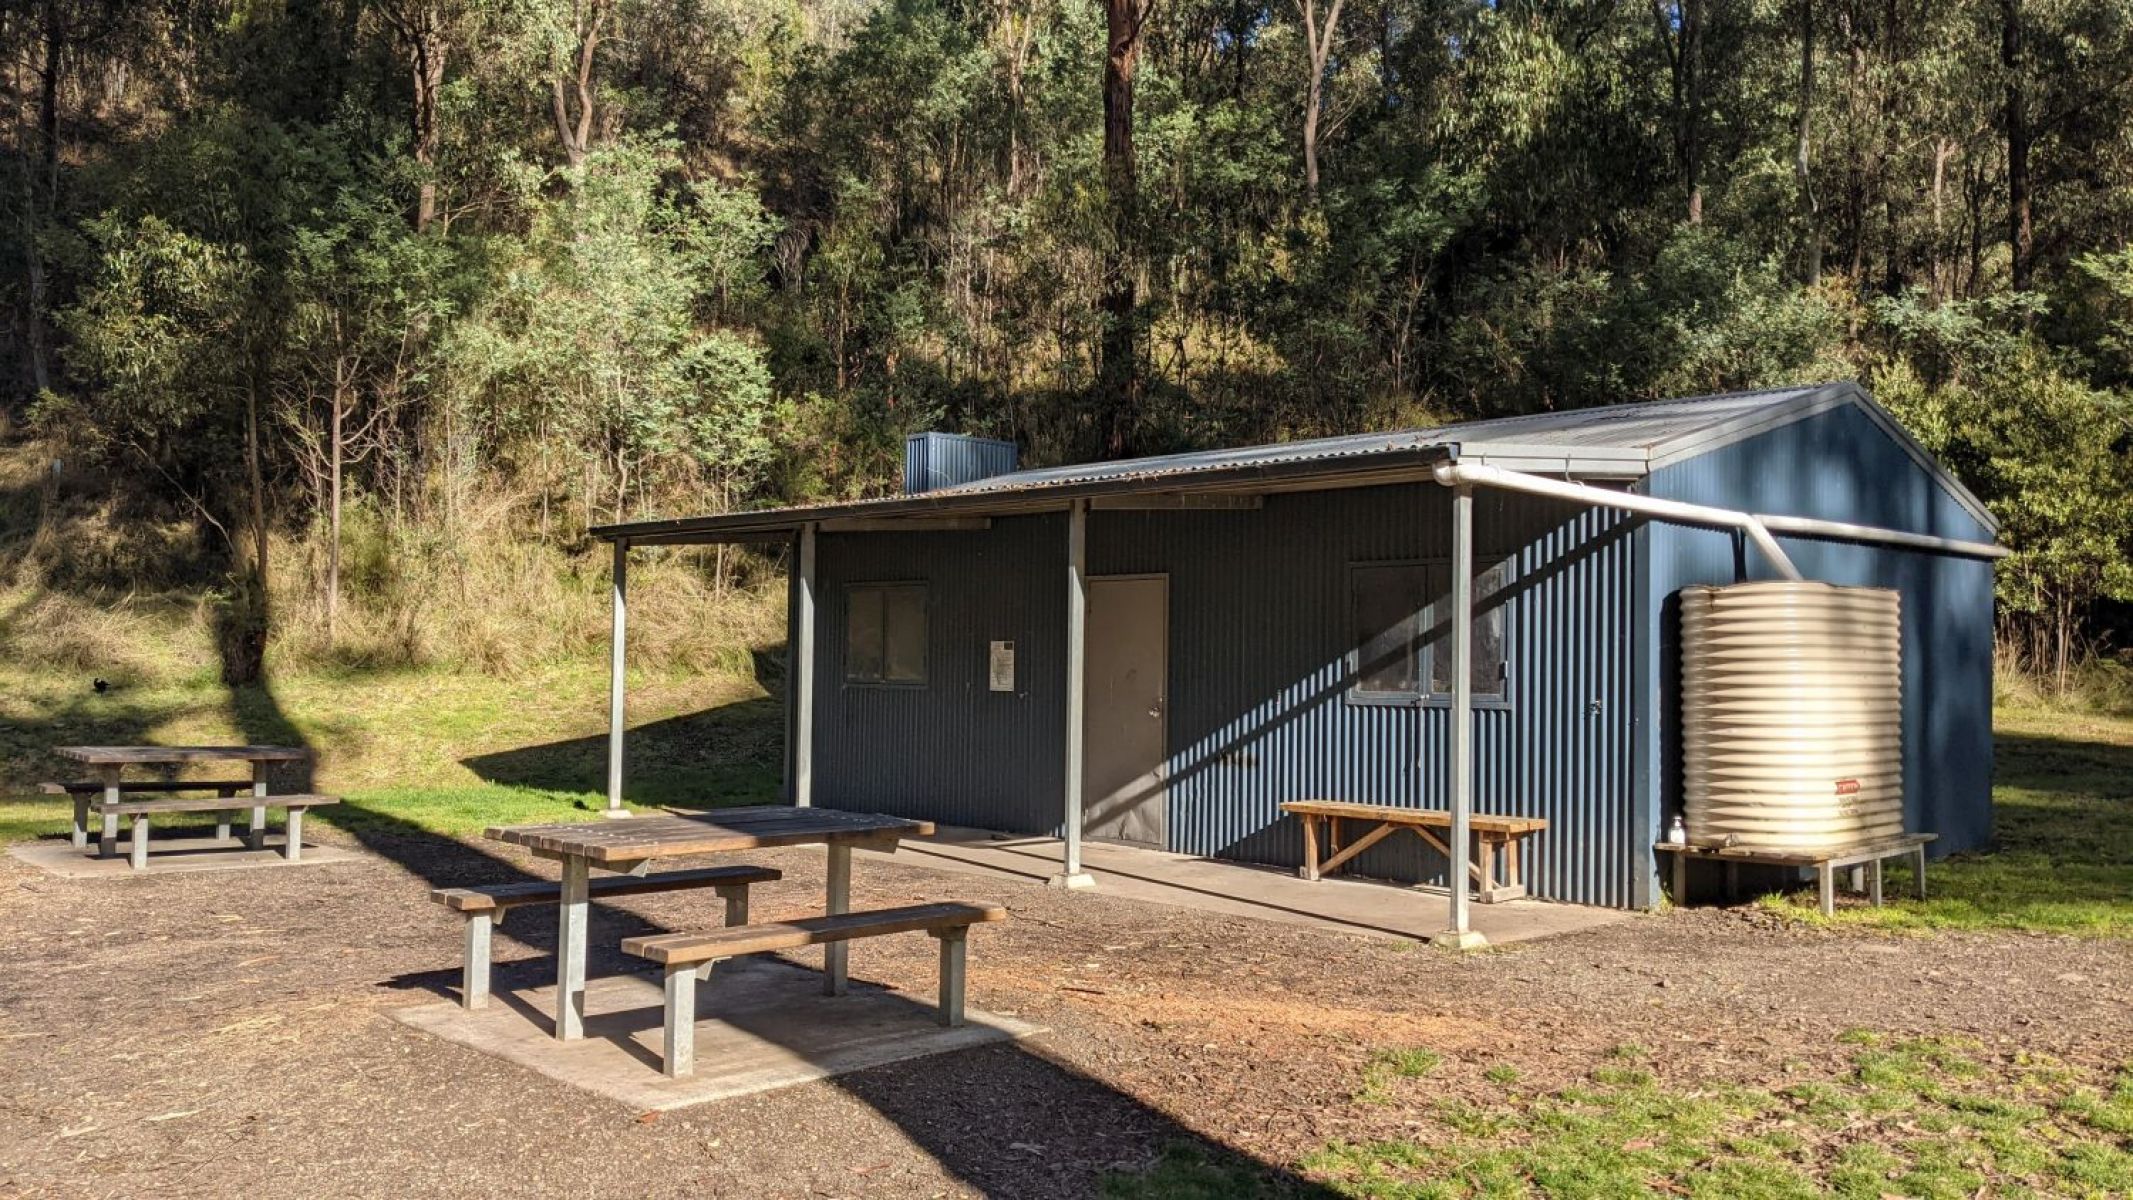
[
  {"xmin": 130, "ymin": 814, "xmax": 149, "ymax": 870},
  {"xmin": 71, "ymin": 795, "xmax": 88, "ymax": 849},
  {"xmin": 1298, "ymin": 815, "xmax": 1320, "ymax": 881},
  {"xmin": 716, "ymin": 883, "xmax": 750, "ymax": 927},
  {"xmin": 215, "ymin": 812, "xmax": 233, "ymax": 842},
  {"xmin": 823, "ymin": 844, "xmax": 850, "ymax": 997},
  {"xmin": 662, "ymin": 963, "xmax": 697, "ymax": 1078},
  {"xmin": 246, "ymin": 806, "xmax": 268, "ymax": 852},
  {"xmin": 1818, "ymin": 862, "xmax": 1836, "ymax": 917},
  {"xmin": 934, "ymin": 928, "xmax": 968, "ymax": 1027},
  {"xmin": 1869, "ymin": 857, "xmax": 1884, "ymax": 907},
  {"xmin": 1913, "ymin": 843, "xmax": 1928, "ymax": 900},
  {"xmin": 463, "ymin": 914, "xmax": 493, "ymax": 1010},
  {"xmin": 284, "ymin": 808, "xmax": 304, "ymax": 862}
]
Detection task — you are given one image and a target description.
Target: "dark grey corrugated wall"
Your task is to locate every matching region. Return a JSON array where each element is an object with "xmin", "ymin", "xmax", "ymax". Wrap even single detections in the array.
[{"xmin": 811, "ymin": 483, "xmax": 1644, "ymax": 908}]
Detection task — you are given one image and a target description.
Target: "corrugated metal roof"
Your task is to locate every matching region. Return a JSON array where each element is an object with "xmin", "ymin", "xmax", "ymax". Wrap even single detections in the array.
[{"xmin": 596, "ymin": 381, "xmax": 1994, "ymax": 542}]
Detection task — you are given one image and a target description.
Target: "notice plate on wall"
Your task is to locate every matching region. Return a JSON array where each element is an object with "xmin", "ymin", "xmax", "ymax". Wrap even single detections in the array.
[{"xmin": 989, "ymin": 640, "xmax": 1016, "ymax": 692}]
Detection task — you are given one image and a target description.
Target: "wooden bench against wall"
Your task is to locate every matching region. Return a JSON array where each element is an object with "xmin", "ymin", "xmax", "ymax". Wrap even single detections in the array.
[
  {"xmin": 623, "ymin": 901, "xmax": 1007, "ymax": 1078},
  {"xmin": 429, "ymin": 864, "xmax": 782, "ymax": 1011},
  {"xmin": 1281, "ymin": 800, "xmax": 1550, "ymax": 903}
]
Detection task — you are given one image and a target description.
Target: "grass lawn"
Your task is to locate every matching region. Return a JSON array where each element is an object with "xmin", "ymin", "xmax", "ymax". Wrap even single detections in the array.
[
  {"xmin": 1108, "ymin": 1038, "xmax": 2133, "ymax": 1199},
  {"xmin": 0, "ymin": 654, "xmax": 784, "ymax": 843},
  {"xmin": 1753, "ymin": 705, "xmax": 2133, "ymax": 938}
]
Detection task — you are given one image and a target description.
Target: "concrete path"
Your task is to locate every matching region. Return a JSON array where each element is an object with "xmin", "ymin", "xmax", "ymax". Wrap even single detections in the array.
[
  {"xmin": 867, "ymin": 827, "xmax": 1631, "ymax": 946},
  {"xmin": 394, "ymin": 957, "xmax": 1042, "ymax": 1111},
  {"xmin": 9, "ymin": 834, "xmax": 362, "ymax": 879}
]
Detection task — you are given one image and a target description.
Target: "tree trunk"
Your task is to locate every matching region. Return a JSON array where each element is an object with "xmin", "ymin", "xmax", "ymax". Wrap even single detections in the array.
[
  {"xmin": 410, "ymin": 7, "xmax": 446, "ymax": 232},
  {"xmin": 552, "ymin": 0, "xmax": 608, "ymax": 170},
  {"xmin": 326, "ymin": 377, "xmax": 345, "ymax": 646},
  {"xmin": 2001, "ymin": 0, "xmax": 2032, "ymax": 291},
  {"xmin": 1297, "ymin": 0, "xmax": 1345, "ymax": 204},
  {"xmin": 1097, "ymin": 0, "xmax": 1147, "ymax": 457},
  {"xmin": 1796, "ymin": 0, "xmax": 1820, "ymax": 284}
]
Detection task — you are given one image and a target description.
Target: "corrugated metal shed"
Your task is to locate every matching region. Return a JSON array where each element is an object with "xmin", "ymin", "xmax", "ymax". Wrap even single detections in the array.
[{"xmin": 712, "ymin": 382, "xmax": 2002, "ymax": 912}]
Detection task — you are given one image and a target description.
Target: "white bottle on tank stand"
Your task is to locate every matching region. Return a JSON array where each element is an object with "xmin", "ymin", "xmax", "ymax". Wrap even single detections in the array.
[{"xmin": 1665, "ymin": 814, "xmax": 1687, "ymax": 846}]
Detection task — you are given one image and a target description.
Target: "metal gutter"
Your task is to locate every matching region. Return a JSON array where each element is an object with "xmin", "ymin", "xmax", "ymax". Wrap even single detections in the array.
[{"xmin": 1433, "ymin": 462, "xmax": 1805, "ymax": 580}]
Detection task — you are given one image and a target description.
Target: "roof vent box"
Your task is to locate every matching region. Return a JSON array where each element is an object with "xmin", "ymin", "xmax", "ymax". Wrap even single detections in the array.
[{"xmin": 904, "ymin": 432, "xmax": 1019, "ymax": 494}]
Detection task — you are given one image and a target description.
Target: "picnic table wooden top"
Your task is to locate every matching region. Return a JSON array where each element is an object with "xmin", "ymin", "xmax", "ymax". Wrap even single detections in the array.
[
  {"xmin": 1282, "ymin": 799, "xmax": 1550, "ymax": 836},
  {"xmin": 54, "ymin": 745, "xmax": 311, "ymax": 765},
  {"xmin": 486, "ymin": 806, "xmax": 935, "ymax": 865}
]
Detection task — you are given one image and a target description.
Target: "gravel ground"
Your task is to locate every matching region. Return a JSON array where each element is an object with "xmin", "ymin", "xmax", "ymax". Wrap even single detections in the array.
[{"xmin": 1, "ymin": 824, "xmax": 2127, "ymax": 1199}]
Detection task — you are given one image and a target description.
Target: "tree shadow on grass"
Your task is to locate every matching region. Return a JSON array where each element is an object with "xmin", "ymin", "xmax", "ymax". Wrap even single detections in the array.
[{"xmin": 459, "ymin": 696, "xmax": 786, "ymax": 812}]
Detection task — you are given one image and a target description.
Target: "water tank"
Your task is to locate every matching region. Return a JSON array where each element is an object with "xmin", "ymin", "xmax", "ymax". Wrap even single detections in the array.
[
  {"xmin": 904, "ymin": 432, "xmax": 1019, "ymax": 494},
  {"xmin": 1680, "ymin": 581, "xmax": 1904, "ymax": 851}
]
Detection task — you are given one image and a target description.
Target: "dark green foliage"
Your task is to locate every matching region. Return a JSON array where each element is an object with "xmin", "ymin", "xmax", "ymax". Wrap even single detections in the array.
[{"xmin": 4, "ymin": 0, "xmax": 2133, "ymax": 666}]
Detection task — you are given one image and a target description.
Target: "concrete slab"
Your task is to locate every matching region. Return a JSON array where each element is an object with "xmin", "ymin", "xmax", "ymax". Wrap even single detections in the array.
[
  {"xmin": 392, "ymin": 958, "xmax": 1044, "ymax": 1111},
  {"xmin": 871, "ymin": 828, "xmax": 1632, "ymax": 946},
  {"xmin": 8, "ymin": 834, "xmax": 363, "ymax": 879}
]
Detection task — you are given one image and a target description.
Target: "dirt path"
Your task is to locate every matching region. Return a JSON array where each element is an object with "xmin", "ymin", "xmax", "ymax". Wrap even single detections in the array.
[{"xmin": 1, "ymin": 827, "xmax": 2127, "ymax": 1198}]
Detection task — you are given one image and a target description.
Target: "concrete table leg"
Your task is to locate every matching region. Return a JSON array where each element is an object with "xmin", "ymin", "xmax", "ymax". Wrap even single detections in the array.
[
  {"xmin": 824, "ymin": 843, "xmax": 851, "ymax": 996},
  {"xmin": 97, "ymin": 766, "xmax": 121, "ymax": 859},
  {"xmin": 70, "ymin": 795, "xmax": 88, "ymax": 849},
  {"xmin": 555, "ymin": 855, "xmax": 590, "ymax": 1041},
  {"xmin": 717, "ymin": 884, "xmax": 750, "ymax": 927},
  {"xmin": 247, "ymin": 759, "xmax": 270, "ymax": 851},
  {"xmin": 284, "ymin": 808, "xmax": 304, "ymax": 862},
  {"xmin": 130, "ymin": 814, "xmax": 149, "ymax": 870}
]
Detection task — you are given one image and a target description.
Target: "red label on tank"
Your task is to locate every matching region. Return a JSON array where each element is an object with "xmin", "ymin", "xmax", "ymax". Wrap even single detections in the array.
[{"xmin": 1834, "ymin": 779, "xmax": 1861, "ymax": 796}]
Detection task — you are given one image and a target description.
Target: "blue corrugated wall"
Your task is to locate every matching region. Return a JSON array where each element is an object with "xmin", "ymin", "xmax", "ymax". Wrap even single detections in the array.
[
  {"xmin": 813, "ymin": 483, "xmax": 1645, "ymax": 908},
  {"xmin": 809, "ymin": 402, "xmax": 1995, "ymax": 912},
  {"xmin": 1637, "ymin": 403, "xmax": 1998, "ymax": 907}
]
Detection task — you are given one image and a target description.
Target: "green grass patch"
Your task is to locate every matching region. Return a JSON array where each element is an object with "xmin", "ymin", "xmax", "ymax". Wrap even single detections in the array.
[
  {"xmin": 1299, "ymin": 1037, "xmax": 2133, "ymax": 1199},
  {"xmin": 1754, "ymin": 707, "xmax": 2133, "ymax": 938}
]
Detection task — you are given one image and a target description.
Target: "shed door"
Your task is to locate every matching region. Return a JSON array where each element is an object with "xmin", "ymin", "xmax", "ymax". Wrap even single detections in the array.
[{"xmin": 1083, "ymin": 575, "xmax": 1168, "ymax": 847}]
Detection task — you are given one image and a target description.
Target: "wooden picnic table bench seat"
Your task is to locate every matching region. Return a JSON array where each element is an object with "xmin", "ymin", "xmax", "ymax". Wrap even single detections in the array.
[
  {"xmin": 1655, "ymin": 833, "xmax": 1935, "ymax": 915},
  {"xmin": 429, "ymin": 864, "xmax": 782, "ymax": 1011},
  {"xmin": 622, "ymin": 901, "xmax": 1007, "ymax": 1078},
  {"xmin": 83, "ymin": 791, "xmax": 337, "ymax": 870},
  {"xmin": 1281, "ymin": 799, "xmax": 1550, "ymax": 903},
  {"xmin": 42, "ymin": 779, "xmax": 255, "ymax": 854}
]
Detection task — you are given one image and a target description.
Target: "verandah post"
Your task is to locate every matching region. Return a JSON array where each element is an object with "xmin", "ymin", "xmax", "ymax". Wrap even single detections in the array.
[
  {"xmin": 606, "ymin": 538, "xmax": 629, "ymax": 815},
  {"xmin": 1050, "ymin": 499, "xmax": 1095, "ymax": 889},
  {"xmin": 1440, "ymin": 483, "xmax": 1486, "ymax": 949}
]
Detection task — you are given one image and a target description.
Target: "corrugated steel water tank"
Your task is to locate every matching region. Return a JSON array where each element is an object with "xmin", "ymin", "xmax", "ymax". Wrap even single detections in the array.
[
  {"xmin": 1680, "ymin": 581, "xmax": 1905, "ymax": 850},
  {"xmin": 904, "ymin": 432, "xmax": 1019, "ymax": 494}
]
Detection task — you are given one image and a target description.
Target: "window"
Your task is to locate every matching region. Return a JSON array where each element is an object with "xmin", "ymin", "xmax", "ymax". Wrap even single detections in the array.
[
  {"xmin": 1350, "ymin": 559, "xmax": 1510, "ymax": 703},
  {"xmin": 846, "ymin": 583, "xmax": 928, "ymax": 685}
]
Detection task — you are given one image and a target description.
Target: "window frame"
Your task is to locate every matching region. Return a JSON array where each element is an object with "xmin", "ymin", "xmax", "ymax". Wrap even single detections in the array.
[
  {"xmin": 843, "ymin": 580, "xmax": 930, "ymax": 688},
  {"xmin": 1345, "ymin": 556, "xmax": 1515, "ymax": 710}
]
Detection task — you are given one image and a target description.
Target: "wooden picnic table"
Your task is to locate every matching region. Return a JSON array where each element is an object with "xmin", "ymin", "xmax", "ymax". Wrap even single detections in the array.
[
  {"xmin": 1281, "ymin": 799, "xmax": 1550, "ymax": 903},
  {"xmin": 52, "ymin": 745, "xmax": 318, "ymax": 866},
  {"xmin": 485, "ymin": 806, "xmax": 935, "ymax": 1042}
]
